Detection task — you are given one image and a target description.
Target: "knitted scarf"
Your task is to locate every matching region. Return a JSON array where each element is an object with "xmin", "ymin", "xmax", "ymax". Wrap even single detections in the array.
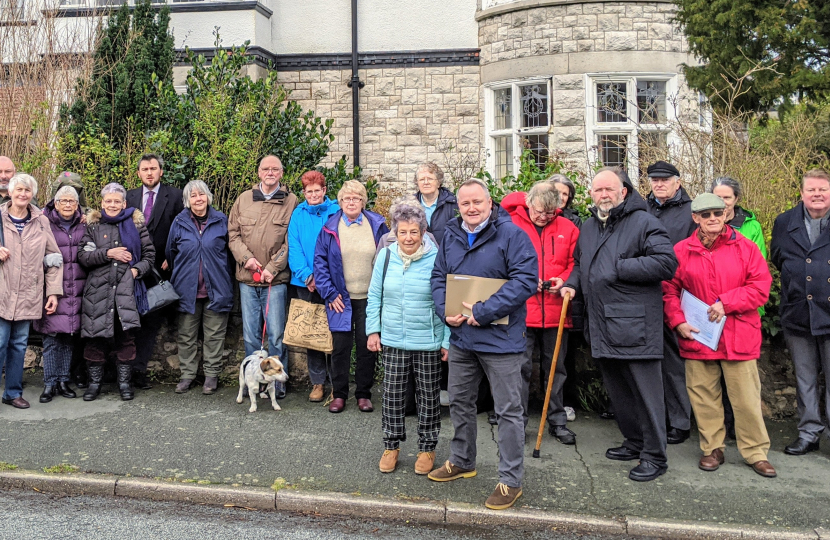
[
  {"xmin": 398, "ymin": 243, "xmax": 425, "ymax": 271},
  {"xmin": 100, "ymin": 208, "xmax": 149, "ymax": 314}
]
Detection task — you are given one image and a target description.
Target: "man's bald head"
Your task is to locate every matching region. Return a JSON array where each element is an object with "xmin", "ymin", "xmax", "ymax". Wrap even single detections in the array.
[{"xmin": 0, "ymin": 156, "xmax": 16, "ymax": 195}]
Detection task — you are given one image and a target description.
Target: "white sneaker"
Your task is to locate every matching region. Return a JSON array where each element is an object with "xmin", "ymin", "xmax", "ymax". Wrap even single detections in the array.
[
  {"xmin": 440, "ymin": 390, "xmax": 450, "ymax": 407},
  {"xmin": 565, "ymin": 406, "xmax": 576, "ymax": 422}
]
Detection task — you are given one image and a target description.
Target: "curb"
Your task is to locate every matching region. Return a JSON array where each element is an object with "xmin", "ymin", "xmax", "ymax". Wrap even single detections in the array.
[{"xmin": 0, "ymin": 470, "xmax": 824, "ymax": 539}]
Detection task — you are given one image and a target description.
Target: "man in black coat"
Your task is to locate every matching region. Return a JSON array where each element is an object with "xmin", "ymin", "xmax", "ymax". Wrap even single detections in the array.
[
  {"xmin": 771, "ymin": 168, "xmax": 830, "ymax": 456},
  {"xmin": 125, "ymin": 153, "xmax": 184, "ymax": 389},
  {"xmin": 562, "ymin": 167, "xmax": 678, "ymax": 482},
  {"xmin": 645, "ymin": 160, "xmax": 695, "ymax": 445}
]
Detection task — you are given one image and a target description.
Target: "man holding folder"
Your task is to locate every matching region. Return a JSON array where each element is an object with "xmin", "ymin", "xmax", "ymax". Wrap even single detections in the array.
[{"xmin": 429, "ymin": 178, "xmax": 537, "ymax": 510}]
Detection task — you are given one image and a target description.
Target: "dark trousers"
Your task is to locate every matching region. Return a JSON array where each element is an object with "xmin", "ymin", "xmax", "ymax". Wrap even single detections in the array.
[
  {"xmin": 598, "ymin": 357, "xmax": 668, "ymax": 467},
  {"xmin": 330, "ymin": 298, "xmax": 377, "ymax": 400},
  {"xmin": 42, "ymin": 333, "xmax": 78, "ymax": 385},
  {"xmin": 783, "ymin": 331, "xmax": 830, "ymax": 442},
  {"xmin": 296, "ymin": 287, "xmax": 329, "ymax": 386},
  {"xmin": 662, "ymin": 324, "xmax": 692, "ymax": 430},
  {"xmin": 132, "ymin": 307, "xmax": 169, "ymax": 373},
  {"xmin": 84, "ymin": 318, "xmax": 136, "ymax": 364},
  {"xmin": 522, "ymin": 327, "xmax": 569, "ymax": 428}
]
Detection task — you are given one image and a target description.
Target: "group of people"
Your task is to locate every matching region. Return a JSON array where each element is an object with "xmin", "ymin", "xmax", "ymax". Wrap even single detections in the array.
[{"xmin": 0, "ymin": 152, "xmax": 828, "ymax": 512}]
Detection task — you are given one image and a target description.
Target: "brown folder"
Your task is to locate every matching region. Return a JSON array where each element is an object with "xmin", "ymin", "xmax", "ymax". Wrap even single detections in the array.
[{"xmin": 445, "ymin": 274, "xmax": 509, "ymax": 325}]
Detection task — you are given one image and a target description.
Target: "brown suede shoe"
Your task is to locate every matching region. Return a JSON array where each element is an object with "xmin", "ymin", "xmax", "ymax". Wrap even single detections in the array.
[
  {"xmin": 749, "ymin": 460, "xmax": 777, "ymax": 478},
  {"xmin": 484, "ymin": 482, "xmax": 522, "ymax": 510},
  {"xmin": 379, "ymin": 449, "xmax": 399, "ymax": 473},
  {"xmin": 309, "ymin": 384, "xmax": 324, "ymax": 402},
  {"xmin": 414, "ymin": 451, "xmax": 435, "ymax": 475},
  {"xmin": 428, "ymin": 460, "xmax": 477, "ymax": 482},
  {"xmin": 699, "ymin": 448, "xmax": 725, "ymax": 471}
]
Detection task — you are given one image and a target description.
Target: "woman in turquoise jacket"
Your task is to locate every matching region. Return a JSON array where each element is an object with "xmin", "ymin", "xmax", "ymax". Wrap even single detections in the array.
[
  {"xmin": 366, "ymin": 203, "xmax": 449, "ymax": 476},
  {"xmin": 287, "ymin": 171, "xmax": 340, "ymax": 402}
]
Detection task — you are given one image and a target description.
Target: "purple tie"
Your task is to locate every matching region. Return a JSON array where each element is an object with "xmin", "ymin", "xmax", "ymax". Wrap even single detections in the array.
[{"xmin": 144, "ymin": 191, "xmax": 155, "ymax": 222}]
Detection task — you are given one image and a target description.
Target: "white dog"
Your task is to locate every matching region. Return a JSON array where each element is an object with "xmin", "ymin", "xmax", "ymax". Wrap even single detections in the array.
[{"xmin": 236, "ymin": 351, "xmax": 289, "ymax": 412}]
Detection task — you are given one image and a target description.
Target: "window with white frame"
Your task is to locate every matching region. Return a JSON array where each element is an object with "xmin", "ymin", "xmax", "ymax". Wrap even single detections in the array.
[
  {"xmin": 586, "ymin": 74, "xmax": 676, "ymax": 180},
  {"xmin": 486, "ymin": 79, "xmax": 552, "ymax": 179}
]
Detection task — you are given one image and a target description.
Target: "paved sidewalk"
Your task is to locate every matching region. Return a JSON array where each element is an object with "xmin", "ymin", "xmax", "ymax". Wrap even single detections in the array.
[{"xmin": 2, "ymin": 371, "xmax": 829, "ymax": 536}]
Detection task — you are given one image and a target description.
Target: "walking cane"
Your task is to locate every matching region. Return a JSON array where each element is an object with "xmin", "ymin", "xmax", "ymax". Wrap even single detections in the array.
[{"xmin": 533, "ymin": 292, "xmax": 570, "ymax": 459}]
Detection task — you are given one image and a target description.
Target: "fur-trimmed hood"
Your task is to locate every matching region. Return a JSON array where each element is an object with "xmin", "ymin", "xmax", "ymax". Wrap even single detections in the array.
[{"xmin": 85, "ymin": 208, "xmax": 145, "ymax": 227}]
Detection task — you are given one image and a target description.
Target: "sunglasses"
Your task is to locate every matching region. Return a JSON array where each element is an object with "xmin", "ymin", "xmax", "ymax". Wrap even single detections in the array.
[{"xmin": 698, "ymin": 210, "xmax": 724, "ymax": 219}]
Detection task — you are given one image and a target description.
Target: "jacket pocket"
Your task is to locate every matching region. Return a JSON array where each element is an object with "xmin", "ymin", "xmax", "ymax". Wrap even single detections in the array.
[{"xmin": 603, "ymin": 303, "xmax": 646, "ymax": 347}]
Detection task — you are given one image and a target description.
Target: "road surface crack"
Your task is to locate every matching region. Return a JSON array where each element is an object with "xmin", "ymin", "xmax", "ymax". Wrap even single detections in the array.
[{"xmin": 573, "ymin": 439, "xmax": 609, "ymax": 512}]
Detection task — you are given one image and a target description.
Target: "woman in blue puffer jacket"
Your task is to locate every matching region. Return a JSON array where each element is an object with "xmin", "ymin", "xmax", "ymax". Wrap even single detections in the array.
[{"xmin": 366, "ymin": 203, "xmax": 449, "ymax": 476}]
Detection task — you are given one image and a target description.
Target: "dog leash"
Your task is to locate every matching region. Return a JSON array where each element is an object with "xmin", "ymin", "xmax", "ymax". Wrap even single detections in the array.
[{"xmin": 260, "ymin": 280, "xmax": 273, "ymax": 353}]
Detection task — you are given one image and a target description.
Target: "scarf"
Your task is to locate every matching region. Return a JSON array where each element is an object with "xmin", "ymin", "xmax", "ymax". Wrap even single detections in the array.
[
  {"xmin": 101, "ymin": 208, "xmax": 149, "ymax": 314},
  {"xmin": 398, "ymin": 243, "xmax": 425, "ymax": 270}
]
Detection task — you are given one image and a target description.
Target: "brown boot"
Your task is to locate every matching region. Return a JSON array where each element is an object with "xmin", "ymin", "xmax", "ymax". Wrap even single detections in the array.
[
  {"xmin": 379, "ymin": 449, "xmax": 399, "ymax": 473},
  {"xmin": 427, "ymin": 460, "xmax": 476, "ymax": 482},
  {"xmin": 699, "ymin": 448, "xmax": 725, "ymax": 471},
  {"xmin": 484, "ymin": 482, "xmax": 522, "ymax": 510},
  {"xmin": 414, "ymin": 452, "xmax": 435, "ymax": 475},
  {"xmin": 309, "ymin": 384, "xmax": 324, "ymax": 402}
]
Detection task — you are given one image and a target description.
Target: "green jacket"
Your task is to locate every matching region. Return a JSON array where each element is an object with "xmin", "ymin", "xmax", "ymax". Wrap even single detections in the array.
[{"xmin": 729, "ymin": 206, "xmax": 767, "ymax": 316}]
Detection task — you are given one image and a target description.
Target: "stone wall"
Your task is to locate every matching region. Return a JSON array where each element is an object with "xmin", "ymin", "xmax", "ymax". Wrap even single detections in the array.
[{"xmin": 276, "ymin": 66, "xmax": 482, "ymax": 185}]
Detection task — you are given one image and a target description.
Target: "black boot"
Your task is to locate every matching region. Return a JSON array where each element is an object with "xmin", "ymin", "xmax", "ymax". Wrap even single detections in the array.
[
  {"xmin": 83, "ymin": 364, "xmax": 104, "ymax": 401},
  {"xmin": 57, "ymin": 381, "xmax": 77, "ymax": 399},
  {"xmin": 39, "ymin": 385, "xmax": 56, "ymax": 403},
  {"xmin": 117, "ymin": 364, "xmax": 134, "ymax": 401}
]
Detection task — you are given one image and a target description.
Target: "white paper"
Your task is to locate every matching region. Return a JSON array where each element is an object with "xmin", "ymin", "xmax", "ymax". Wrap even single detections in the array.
[{"xmin": 679, "ymin": 290, "xmax": 726, "ymax": 351}]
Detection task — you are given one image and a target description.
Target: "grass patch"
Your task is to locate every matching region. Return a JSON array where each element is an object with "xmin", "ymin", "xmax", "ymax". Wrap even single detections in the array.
[
  {"xmin": 271, "ymin": 477, "xmax": 288, "ymax": 491},
  {"xmin": 42, "ymin": 464, "xmax": 80, "ymax": 474},
  {"xmin": 0, "ymin": 462, "xmax": 18, "ymax": 471}
]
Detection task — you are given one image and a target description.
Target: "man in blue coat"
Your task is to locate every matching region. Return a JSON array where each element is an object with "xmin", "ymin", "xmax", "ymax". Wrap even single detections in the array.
[
  {"xmin": 771, "ymin": 168, "xmax": 830, "ymax": 456},
  {"xmin": 429, "ymin": 178, "xmax": 537, "ymax": 511}
]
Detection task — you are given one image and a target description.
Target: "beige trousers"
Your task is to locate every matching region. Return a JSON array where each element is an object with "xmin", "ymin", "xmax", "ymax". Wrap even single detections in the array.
[{"xmin": 685, "ymin": 359, "xmax": 770, "ymax": 464}]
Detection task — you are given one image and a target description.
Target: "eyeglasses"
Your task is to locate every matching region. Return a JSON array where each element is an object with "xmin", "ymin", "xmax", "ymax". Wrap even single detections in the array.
[
  {"xmin": 304, "ymin": 189, "xmax": 324, "ymax": 196},
  {"xmin": 260, "ymin": 167, "xmax": 283, "ymax": 173},
  {"xmin": 530, "ymin": 207, "xmax": 557, "ymax": 217},
  {"xmin": 418, "ymin": 177, "xmax": 436, "ymax": 184},
  {"xmin": 342, "ymin": 197, "xmax": 362, "ymax": 204},
  {"xmin": 698, "ymin": 210, "xmax": 724, "ymax": 219},
  {"xmin": 55, "ymin": 199, "xmax": 78, "ymax": 206}
]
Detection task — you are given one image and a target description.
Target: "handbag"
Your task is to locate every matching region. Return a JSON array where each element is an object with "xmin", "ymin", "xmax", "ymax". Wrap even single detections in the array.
[
  {"xmin": 143, "ymin": 267, "xmax": 180, "ymax": 314},
  {"xmin": 283, "ymin": 298, "xmax": 333, "ymax": 354}
]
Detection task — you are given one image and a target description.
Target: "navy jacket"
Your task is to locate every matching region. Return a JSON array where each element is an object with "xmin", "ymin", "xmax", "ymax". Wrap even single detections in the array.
[
  {"xmin": 646, "ymin": 187, "xmax": 696, "ymax": 246},
  {"xmin": 564, "ymin": 192, "xmax": 677, "ymax": 360},
  {"xmin": 771, "ymin": 202, "xmax": 830, "ymax": 335},
  {"xmin": 314, "ymin": 210, "xmax": 390, "ymax": 332},
  {"xmin": 424, "ymin": 187, "xmax": 458, "ymax": 246},
  {"xmin": 165, "ymin": 207, "xmax": 235, "ymax": 314},
  {"xmin": 431, "ymin": 204, "xmax": 538, "ymax": 354}
]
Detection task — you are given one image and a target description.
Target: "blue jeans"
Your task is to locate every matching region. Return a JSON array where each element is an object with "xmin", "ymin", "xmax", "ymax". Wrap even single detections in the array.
[
  {"xmin": 239, "ymin": 283, "xmax": 287, "ymax": 368},
  {"xmin": 0, "ymin": 318, "xmax": 31, "ymax": 400}
]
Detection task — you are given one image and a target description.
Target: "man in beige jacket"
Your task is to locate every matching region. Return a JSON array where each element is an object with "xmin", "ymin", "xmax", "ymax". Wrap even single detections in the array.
[{"xmin": 228, "ymin": 155, "xmax": 298, "ymax": 397}]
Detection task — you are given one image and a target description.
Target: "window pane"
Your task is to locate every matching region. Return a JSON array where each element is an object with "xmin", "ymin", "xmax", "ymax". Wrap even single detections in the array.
[
  {"xmin": 494, "ymin": 87, "xmax": 512, "ymax": 131},
  {"xmin": 598, "ymin": 134, "xmax": 628, "ymax": 168},
  {"xmin": 520, "ymin": 83, "xmax": 549, "ymax": 128},
  {"xmin": 637, "ymin": 131, "xmax": 668, "ymax": 179},
  {"xmin": 698, "ymin": 91, "xmax": 708, "ymax": 127},
  {"xmin": 494, "ymin": 136, "xmax": 513, "ymax": 179},
  {"xmin": 597, "ymin": 82, "xmax": 627, "ymax": 123},
  {"xmin": 637, "ymin": 80, "xmax": 666, "ymax": 124},
  {"xmin": 522, "ymin": 134, "xmax": 549, "ymax": 168}
]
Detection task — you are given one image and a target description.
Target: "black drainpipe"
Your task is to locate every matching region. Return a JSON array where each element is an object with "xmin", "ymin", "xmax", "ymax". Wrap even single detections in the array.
[{"xmin": 346, "ymin": 0, "xmax": 364, "ymax": 168}]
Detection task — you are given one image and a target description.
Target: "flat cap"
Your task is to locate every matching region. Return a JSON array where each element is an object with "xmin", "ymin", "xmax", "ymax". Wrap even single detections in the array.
[
  {"xmin": 691, "ymin": 193, "xmax": 726, "ymax": 213},
  {"xmin": 646, "ymin": 160, "xmax": 680, "ymax": 178},
  {"xmin": 55, "ymin": 171, "xmax": 81, "ymax": 184}
]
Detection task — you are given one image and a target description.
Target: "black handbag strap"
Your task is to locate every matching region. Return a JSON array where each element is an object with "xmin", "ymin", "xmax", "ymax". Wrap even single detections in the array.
[
  {"xmin": 380, "ymin": 247, "xmax": 391, "ymax": 302},
  {"xmin": 0, "ymin": 212, "xmax": 5, "ymax": 248}
]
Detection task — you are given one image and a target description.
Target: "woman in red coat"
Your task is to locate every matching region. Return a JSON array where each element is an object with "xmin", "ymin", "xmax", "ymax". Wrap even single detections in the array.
[
  {"xmin": 503, "ymin": 182, "xmax": 579, "ymax": 444},
  {"xmin": 663, "ymin": 194, "xmax": 775, "ymax": 477}
]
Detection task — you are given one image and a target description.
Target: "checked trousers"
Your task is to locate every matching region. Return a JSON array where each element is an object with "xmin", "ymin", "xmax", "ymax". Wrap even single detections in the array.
[{"xmin": 381, "ymin": 346, "xmax": 441, "ymax": 452}]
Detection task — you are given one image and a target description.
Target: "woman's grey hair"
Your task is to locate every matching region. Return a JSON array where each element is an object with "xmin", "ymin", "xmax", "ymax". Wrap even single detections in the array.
[
  {"xmin": 8, "ymin": 173, "xmax": 38, "ymax": 198},
  {"xmin": 414, "ymin": 162, "xmax": 445, "ymax": 190},
  {"xmin": 101, "ymin": 183, "xmax": 127, "ymax": 201},
  {"xmin": 54, "ymin": 185, "xmax": 79, "ymax": 201},
  {"xmin": 548, "ymin": 174, "xmax": 575, "ymax": 208},
  {"xmin": 710, "ymin": 176, "xmax": 742, "ymax": 200},
  {"xmin": 390, "ymin": 195, "xmax": 428, "ymax": 233},
  {"xmin": 526, "ymin": 181, "xmax": 560, "ymax": 212},
  {"xmin": 182, "ymin": 180, "xmax": 213, "ymax": 208}
]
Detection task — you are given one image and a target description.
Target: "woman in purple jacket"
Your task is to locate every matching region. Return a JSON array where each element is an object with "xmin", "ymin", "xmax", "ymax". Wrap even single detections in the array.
[{"xmin": 34, "ymin": 186, "xmax": 87, "ymax": 403}]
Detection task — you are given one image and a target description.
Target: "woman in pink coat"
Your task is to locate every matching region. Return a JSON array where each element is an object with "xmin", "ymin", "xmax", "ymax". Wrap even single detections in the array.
[{"xmin": 663, "ymin": 194, "xmax": 775, "ymax": 478}]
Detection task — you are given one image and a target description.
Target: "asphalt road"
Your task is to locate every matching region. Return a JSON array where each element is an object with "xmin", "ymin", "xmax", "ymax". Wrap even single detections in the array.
[{"xmin": 0, "ymin": 490, "xmax": 640, "ymax": 540}]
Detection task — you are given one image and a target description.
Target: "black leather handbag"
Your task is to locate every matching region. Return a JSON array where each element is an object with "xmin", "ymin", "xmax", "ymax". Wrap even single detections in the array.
[{"xmin": 144, "ymin": 267, "xmax": 180, "ymax": 314}]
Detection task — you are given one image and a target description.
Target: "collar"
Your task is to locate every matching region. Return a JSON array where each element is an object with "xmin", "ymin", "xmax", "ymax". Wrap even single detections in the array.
[
  {"xmin": 258, "ymin": 182, "xmax": 282, "ymax": 200},
  {"xmin": 419, "ymin": 193, "xmax": 439, "ymax": 208},
  {"xmin": 142, "ymin": 185, "xmax": 160, "ymax": 196},
  {"xmin": 803, "ymin": 205, "xmax": 830, "ymax": 225},
  {"xmin": 461, "ymin": 212, "xmax": 491, "ymax": 234},
  {"xmin": 342, "ymin": 212, "xmax": 364, "ymax": 226},
  {"xmin": 650, "ymin": 188, "xmax": 683, "ymax": 207},
  {"xmin": 252, "ymin": 185, "xmax": 287, "ymax": 203}
]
